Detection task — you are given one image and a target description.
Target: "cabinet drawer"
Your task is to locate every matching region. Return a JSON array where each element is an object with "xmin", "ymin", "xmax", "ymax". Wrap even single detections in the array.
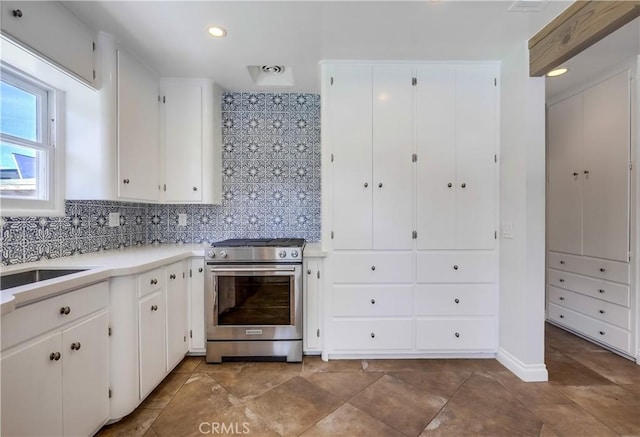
[
  {"xmin": 547, "ymin": 252, "xmax": 630, "ymax": 284},
  {"xmin": 333, "ymin": 286, "xmax": 413, "ymax": 317},
  {"xmin": 330, "ymin": 319, "xmax": 413, "ymax": 350},
  {"xmin": 548, "ymin": 286, "xmax": 630, "ymax": 330},
  {"xmin": 138, "ymin": 268, "xmax": 164, "ymax": 297},
  {"xmin": 548, "ymin": 303, "xmax": 631, "ymax": 354},
  {"xmin": 415, "ymin": 284, "xmax": 497, "ymax": 316},
  {"xmin": 332, "ymin": 253, "xmax": 413, "ymax": 283},
  {"xmin": 1, "ymin": 282, "xmax": 109, "ymax": 351},
  {"xmin": 416, "ymin": 319, "xmax": 497, "ymax": 350},
  {"xmin": 417, "ymin": 252, "xmax": 496, "ymax": 283},
  {"xmin": 547, "ymin": 269, "xmax": 630, "ymax": 307}
]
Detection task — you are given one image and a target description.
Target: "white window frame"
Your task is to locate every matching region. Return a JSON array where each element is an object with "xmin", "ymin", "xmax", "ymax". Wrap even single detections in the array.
[{"xmin": 0, "ymin": 63, "xmax": 65, "ymax": 216}]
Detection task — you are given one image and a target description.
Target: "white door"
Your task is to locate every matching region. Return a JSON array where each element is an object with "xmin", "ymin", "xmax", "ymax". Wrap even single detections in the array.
[
  {"xmin": 1, "ymin": 332, "xmax": 63, "ymax": 436},
  {"xmin": 117, "ymin": 49, "xmax": 160, "ymax": 201},
  {"xmin": 139, "ymin": 291, "xmax": 166, "ymax": 398},
  {"xmin": 547, "ymin": 93, "xmax": 584, "ymax": 255},
  {"xmin": 166, "ymin": 262, "xmax": 188, "ymax": 370},
  {"xmin": 582, "ymin": 71, "xmax": 631, "ymax": 262},
  {"xmin": 330, "ymin": 65, "xmax": 373, "ymax": 249},
  {"xmin": 416, "ymin": 65, "xmax": 456, "ymax": 249},
  {"xmin": 303, "ymin": 259, "xmax": 321, "ymax": 352},
  {"xmin": 455, "ymin": 65, "xmax": 497, "ymax": 249},
  {"xmin": 189, "ymin": 258, "xmax": 206, "ymax": 353},
  {"xmin": 372, "ymin": 65, "xmax": 414, "ymax": 249},
  {"xmin": 62, "ymin": 311, "xmax": 110, "ymax": 436},
  {"xmin": 163, "ymin": 81, "xmax": 203, "ymax": 202}
]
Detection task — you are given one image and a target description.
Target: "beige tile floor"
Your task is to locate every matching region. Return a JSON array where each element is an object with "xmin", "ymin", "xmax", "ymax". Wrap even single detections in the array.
[{"xmin": 98, "ymin": 324, "xmax": 640, "ymax": 436}]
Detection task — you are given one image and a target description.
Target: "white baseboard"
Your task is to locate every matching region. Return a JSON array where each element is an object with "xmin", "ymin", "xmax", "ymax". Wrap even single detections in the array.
[{"xmin": 496, "ymin": 347, "xmax": 548, "ymax": 382}]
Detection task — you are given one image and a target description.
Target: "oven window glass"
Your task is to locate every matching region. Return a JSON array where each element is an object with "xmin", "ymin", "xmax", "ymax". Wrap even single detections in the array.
[{"xmin": 217, "ymin": 275, "xmax": 292, "ymax": 325}]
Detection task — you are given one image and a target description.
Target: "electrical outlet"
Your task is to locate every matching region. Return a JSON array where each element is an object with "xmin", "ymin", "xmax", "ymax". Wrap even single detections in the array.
[
  {"xmin": 108, "ymin": 212, "xmax": 120, "ymax": 227},
  {"xmin": 501, "ymin": 222, "xmax": 513, "ymax": 239},
  {"xmin": 178, "ymin": 213, "xmax": 187, "ymax": 226}
]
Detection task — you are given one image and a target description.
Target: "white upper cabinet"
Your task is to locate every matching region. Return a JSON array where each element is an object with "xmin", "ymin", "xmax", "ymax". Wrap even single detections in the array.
[
  {"xmin": 330, "ymin": 64, "xmax": 414, "ymax": 250},
  {"xmin": 416, "ymin": 64, "xmax": 498, "ymax": 250},
  {"xmin": 1, "ymin": 1, "xmax": 96, "ymax": 86},
  {"xmin": 160, "ymin": 79, "xmax": 222, "ymax": 204},
  {"xmin": 547, "ymin": 70, "xmax": 631, "ymax": 262},
  {"xmin": 117, "ymin": 48, "xmax": 161, "ymax": 202}
]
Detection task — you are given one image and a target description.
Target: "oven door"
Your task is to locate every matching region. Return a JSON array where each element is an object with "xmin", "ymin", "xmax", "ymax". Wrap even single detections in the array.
[{"xmin": 206, "ymin": 264, "xmax": 302, "ymax": 341}]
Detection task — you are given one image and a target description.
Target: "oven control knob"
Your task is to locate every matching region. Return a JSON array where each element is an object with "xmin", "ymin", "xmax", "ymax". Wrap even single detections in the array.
[
  {"xmin": 291, "ymin": 250, "xmax": 299, "ymax": 258},
  {"xmin": 220, "ymin": 251, "xmax": 228, "ymax": 258},
  {"xmin": 207, "ymin": 250, "xmax": 216, "ymax": 258},
  {"xmin": 279, "ymin": 250, "xmax": 287, "ymax": 258}
]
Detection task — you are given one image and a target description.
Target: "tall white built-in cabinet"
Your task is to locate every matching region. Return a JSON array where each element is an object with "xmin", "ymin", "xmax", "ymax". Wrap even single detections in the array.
[
  {"xmin": 547, "ymin": 69, "xmax": 635, "ymax": 358},
  {"xmin": 321, "ymin": 62, "xmax": 499, "ymax": 357}
]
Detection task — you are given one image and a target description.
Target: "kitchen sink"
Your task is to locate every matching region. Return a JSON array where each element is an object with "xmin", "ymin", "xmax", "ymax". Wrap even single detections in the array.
[{"xmin": 0, "ymin": 269, "xmax": 88, "ymax": 290}]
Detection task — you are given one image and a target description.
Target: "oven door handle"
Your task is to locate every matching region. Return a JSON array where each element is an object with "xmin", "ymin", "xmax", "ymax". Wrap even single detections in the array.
[{"xmin": 210, "ymin": 267, "xmax": 297, "ymax": 273}]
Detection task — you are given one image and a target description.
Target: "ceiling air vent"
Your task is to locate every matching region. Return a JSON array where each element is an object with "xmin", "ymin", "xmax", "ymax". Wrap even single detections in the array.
[
  {"xmin": 261, "ymin": 65, "xmax": 285, "ymax": 75},
  {"xmin": 508, "ymin": 0, "xmax": 548, "ymax": 12}
]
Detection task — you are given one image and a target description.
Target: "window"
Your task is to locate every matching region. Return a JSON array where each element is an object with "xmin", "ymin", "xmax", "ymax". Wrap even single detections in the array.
[{"xmin": 0, "ymin": 65, "xmax": 64, "ymax": 215}]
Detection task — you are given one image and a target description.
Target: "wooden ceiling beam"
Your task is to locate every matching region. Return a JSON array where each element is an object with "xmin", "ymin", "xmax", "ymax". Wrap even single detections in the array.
[{"xmin": 529, "ymin": 1, "xmax": 640, "ymax": 77}]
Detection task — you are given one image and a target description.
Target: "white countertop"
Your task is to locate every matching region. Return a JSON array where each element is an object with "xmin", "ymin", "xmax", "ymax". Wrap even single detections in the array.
[{"xmin": 1, "ymin": 242, "xmax": 326, "ymax": 315}]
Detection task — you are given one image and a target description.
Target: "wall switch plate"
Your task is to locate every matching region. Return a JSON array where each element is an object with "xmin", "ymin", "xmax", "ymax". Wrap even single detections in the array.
[
  {"xmin": 178, "ymin": 213, "xmax": 187, "ymax": 226},
  {"xmin": 501, "ymin": 222, "xmax": 513, "ymax": 239},
  {"xmin": 108, "ymin": 212, "xmax": 120, "ymax": 227}
]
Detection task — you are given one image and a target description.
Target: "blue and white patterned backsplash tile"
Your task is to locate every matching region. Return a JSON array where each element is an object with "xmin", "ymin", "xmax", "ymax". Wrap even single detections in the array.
[{"xmin": 1, "ymin": 92, "xmax": 321, "ymax": 265}]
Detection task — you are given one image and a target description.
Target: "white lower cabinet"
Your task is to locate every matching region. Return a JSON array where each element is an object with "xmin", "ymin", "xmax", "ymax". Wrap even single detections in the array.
[
  {"xmin": 303, "ymin": 258, "xmax": 323, "ymax": 353},
  {"xmin": 188, "ymin": 257, "xmax": 206, "ymax": 354},
  {"xmin": 166, "ymin": 261, "xmax": 188, "ymax": 370},
  {"xmin": 416, "ymin": 319, "xmax": 497, "ymax": 350},
  {"xmin": 138, "ymin": 291, "xmax": 166, "ymax": 398},
  {"xmin": 1, "ymin": 282, "xmax": 109, "ymax": 437},
  {"xmin": 331, "ymin": 319, "xmax": 413, "ymax": 351}
]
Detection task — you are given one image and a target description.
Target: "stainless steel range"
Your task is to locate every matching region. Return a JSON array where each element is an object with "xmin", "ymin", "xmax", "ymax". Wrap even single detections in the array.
[{"xmin": 205, "ymin": 238, "xmax": 305, "ymax": 363}]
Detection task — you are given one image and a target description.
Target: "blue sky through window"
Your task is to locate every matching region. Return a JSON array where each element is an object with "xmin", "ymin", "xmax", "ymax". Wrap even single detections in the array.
[{"xmin": 0, "ymin": 81, "xmax": 38, "ymax": 170}]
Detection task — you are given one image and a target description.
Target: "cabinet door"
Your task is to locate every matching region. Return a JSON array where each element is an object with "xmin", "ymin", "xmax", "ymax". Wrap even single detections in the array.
[
  {"xmin": 1, "ymin": 332, "xmax": 63, "ymax": 437},
  {"xmin": 62, "ymin": 311, "xmax": 109, "ymax": 436},
  {"xmin": 330, "ymin": 65, "xmax": 373, "ymax": 249},
  {"xmin": 163, "ymin": 81, "xmax": 203, "ymax": 202},
  {"xmin": 117, "ymin": 49, "xmax": 160, "ymax": 201},
  {"xmin": 455, "ymin": 65, "xmax": 497, "ymax": 249},
  {"xmin": 416, "ymin": 65, "xmax": 456, "ymax": 249},
  {"xmin": 582, "ymin": 71, "xmax": 630, "ymax": 262},
  {"xmin": 166, "ymin": 262, "xmax": 188, "ymax": 370},
  {"xmin": 372, "ymin": 65, "xmax": 414, "ymax": 249},
  {"xmin": 547, "ymin": 93, "xmax": 584, "ymax": 255},
  {"xmin": 303, "ymin": 259, "xmax": 322, "ymax": 352},
  {"xmin": 1, "ymin": 1, "xmax": 95, "ymax": 85},
  {"xmin": 189, "ymin": 258, "xmax": 206, "ymax": 353},
  {"xmin": 139, "ymin": 291, "xmax": 166, "ymax": 398}
]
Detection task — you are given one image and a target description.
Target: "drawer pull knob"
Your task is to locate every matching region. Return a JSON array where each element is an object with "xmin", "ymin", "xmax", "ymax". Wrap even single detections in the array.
[
  {"xmin": 559, "ymin": 314, "xmax": 565, "ymax": 319},
  {"xmin": 599, "ymin": 289, "xmax": 605, "ymax": 294},
  {"xmin": 49, "ymin": 352, "xmax": 61, "ymax": 361},
  {"xmin": 59, "ymin": 306, "xmax": 71, "ymax": 315},
  {"xmin": 454, "ymin": 298, "xmax": 460, "ymax": 304},
  {"xmin": 371, "ymin": 266, "xmax": 376, "ymax": 271},
  {"xmin": 364, "ymin": 182, "xmax": 368, "ymax": 188},
  {"xmin": 599, "ymin": 268, "xmax": 606, "ymax": 272},
  {"xmin": 447, "ymin": 182, "xmax": 453, "ymax": 188},
  {"xmin": 70, "ymin": 342, "xmax": 81, "ymax": 351},
  {"xmin": 599, "ymin": 331, "xmax": 605, "ymax": 336},
  {"xmin": 453, "ymin": 265, "xmax": 459, "ymax": 270},
  {"xmin": 599, "ymin": 310, "xmax": 605, "ymax": 314},
  {"xmin": 12, "ymin": 9, "xmax": 23, "ymax": 18},
  {"xmin": 572, "ymin": 172, "xmax": 579, "ymax": 176},
  {"xmin": 150, "ymin": 278, "xmax": 158, "ymax": 285},
  {"xmin": 559, "ymin": 297, "xmax": 565, "ymax": 301},
  {"xmin": 370, "ymin": 332, "xmax": 375, "ymax": 338},
  {"xmin": 461, "ymin": 183, "xmax": 466, "ymax": 188},
  {"xmin": 169, "ymin": 274, "xmax": 176, "ymax": 280},
  {"xmin": 454, "ymin": 332, "xmax": 460, "ymax": 338},
  {"xmin": 151, "ymin": 305, "xmax": 158, "ymax": 311},
  {"xmin": 370, "ymin": 299, "xmax": 376, "ymax": 304},
  {"xmin": 307, "ymin": 269, "xmax": 312, "ymax": 275},
  {"xmin": 198, "ymin": 267, "xmax": 203, "ymax": 273},
  {"xmin": 560, "ymin": 260, "xmax": 565, "ymax": 264},
  {"xmin": 559, "ymin": 279, "xmax": 565, "ymax": 282},
  {"xmin": 378, "ymin": 183, "xmax": 383, "ymax": 188}
]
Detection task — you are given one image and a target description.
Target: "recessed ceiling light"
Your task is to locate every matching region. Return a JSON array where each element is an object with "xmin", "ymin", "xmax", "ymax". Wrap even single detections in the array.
[
  {"xmin": 207, "ymin": 26, "xmax": 227, "ymax": 38},
  {"xmin": 547, "ymin": 67, "xmax": 568, "ymax": 77}
]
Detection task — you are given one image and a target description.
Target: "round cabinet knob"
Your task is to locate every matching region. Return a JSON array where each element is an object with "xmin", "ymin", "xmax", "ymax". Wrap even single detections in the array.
[
  {"xmin": 559, "ymin": 314, "xmax": 565, "ymax": 319},
  {"xmin": 123, "ymin": 178, "xmax": 130, "ymax": 184},
  {"xmin": 560, "ymin": 260, "xmax": 565, "ymax": 264},
  {"xmin": 599, "ymin": 310, "xmax": 605, "ymax": 314},
  {"xmin": 559, "ymin": 278, "xmax": 565, "ymax": 282},
  {"xmin": 59, "ymin": 306, "xmax": 71, "ymax": 315},
  {"xmin": 454, "ymin": 298, "xmax": 460, "ymax": 304},
  {"xmin": 453, "ymin": 265, "xmax": 459, "ymax": 270},
  {"xmin": 370, "ymin": 298, "xmax": 376, "ymax": 304},
  {"xmin": 193, "ymin": 187, "xmax": 198, "ymax": 191},
  {"xmin": 461, "ymin": 183, "xmax": 467, "ymax": 188},
  {"xmin": 307, "ymin": 269, "xmax": 312, "ymax": 275},
  {"xmin": 447, "ymin": 182, "xmax": 453, "ymax": 188},
  {"xmin": 371, "ymin": 265, "xmax": 376, "ymax": 271},
  {"xmin": 198, "ymin": 267, "xmax": 203, "ymax": 273},
  {"xmin": 291, "ymin": 250, "xmax": 299, "ymax": 258},
  {"xmin": 150, "ymin": 278, "xmax": 157, "ymax": 285},
  {"xmin": 599, "ymin": 331, "xmax": 605, "ymax": 336},
  {"xmin": 220, "ymin": 251, "xmax": 228, "ymax": 258},
  {"xmin": 169, "ymin": 274, "xmax": 176, "ymax": 280},
  {"xmin": 599, "ymin": 268, "xmax": 606, "ymax": 272},
  {"xmin": 573, "ymin": 172, "xmax": 579, "ymax": 176},
  {"xmin": 49, "ymin": 352, "xmax": 61, "ymax": 361},
  {"xmin": 151, "ymin": 305, "xmax": 158, "ymax": 311},
  {"xmin": 278, "ymin": 250, "xmax": 287, "ymax": 259},
  {"xmin": 71, "ymin": 342, "xmax": 81, "ymax": 351},
  {"xmin": 378, "ymin": 183, "xmax": 383, "ymax": 188},
  {"xmin": 364, "ymin": 182, "xmax": 368, "ymax": 188},
  {"xmin": 559, "ymin": 296, "xmax": 565, "ymax": 301},
  {"xmin": 12, "ymin": 9, "xmax": 22, "ymax": 18},
  {"xmin": 454, "ymin": 332, "xmax": 460, "ymax": 338},
  {"xmin": 584, "ymin": 170, "xmax": 590, "ymax": 175},
  {"xmin": 599, "ymin": 289, "xmax": 605, "ymax": 294},
  {"xmin": 207, "ymin": 250, "xmax": 216, "ymax": 258},
  {"xmin": 370, "ymin": 332, "xmax": 375, "ymax": 338}
]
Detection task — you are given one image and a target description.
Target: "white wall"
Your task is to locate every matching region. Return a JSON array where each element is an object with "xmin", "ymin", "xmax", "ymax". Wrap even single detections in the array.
[{"xmin": 497, "ymin": 42, "xmax": 548, "ymax": 381}]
